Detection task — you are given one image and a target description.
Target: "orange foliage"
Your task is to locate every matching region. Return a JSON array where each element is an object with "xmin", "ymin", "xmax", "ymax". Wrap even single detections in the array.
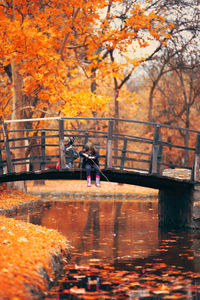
[
  {"xmin": 0, "ymin": 215, "xmax": 69, "ymax": 299},
  {"xmin": 0, "ymin": 0, "xmax": 172, "ymax": 120},
  {"xmin": 27, "ymin": 180, "xmax": 158, "ymax": 196},
  {"xmin": 0, "ymin": 188, "xmax": 40, "ymax": 209},
  {"xmin": 0, "ymin": 187, "xmax": 69, "ymax": 298}
]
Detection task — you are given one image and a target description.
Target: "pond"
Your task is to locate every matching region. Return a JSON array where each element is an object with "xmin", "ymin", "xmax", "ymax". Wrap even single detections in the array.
[{"xmin": 16, "ymin": 197, "xmax": 200, "ymax": 299}]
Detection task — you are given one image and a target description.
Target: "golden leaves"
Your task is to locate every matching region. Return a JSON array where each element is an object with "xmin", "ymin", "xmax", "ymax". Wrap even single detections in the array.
[
  {"xmin": 62, "ymin": 91, "xmax": 110, "ymax": 117},
  {"xmin": 0, "ymin": 0, "xmax": 173, "ymax": 120},
  {"xmin": 0, "ymin": 213, "xmax": 68, "ymax": 299},
  {"xmin": 0, "ymin": 188, "xmax": 40, "ymax": 210}
]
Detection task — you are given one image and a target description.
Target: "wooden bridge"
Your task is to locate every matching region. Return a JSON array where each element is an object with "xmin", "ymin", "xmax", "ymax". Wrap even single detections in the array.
[
  {"xmin": 1, "ymin": 117, "xmax": 200, "ymax": 229},
  {"xmin": 0, "ymin": 117, "xmax": 200, "ymax": 184}
]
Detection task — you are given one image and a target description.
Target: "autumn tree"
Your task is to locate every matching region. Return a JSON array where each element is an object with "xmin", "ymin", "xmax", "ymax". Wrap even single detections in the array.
[
  {"xmin": 0, "ymin": 0, "xmax": 173, "ymax": 121},
  {"xmin": 60, "ymin": 0, "xmax": 172, "ymax": 157},
  {"xmin": 119, "ymin": 0, "xmax": 200, "ymax": 167},
  {"xmin": 150, "ymin": 54, "xmax": 200, "ymax": 164},
  {"xmin": 0, "ymin": 0, "xmax": 172, "ymax": 189},
  {"xmin": 66, "ymin": 0, "xmax": 172, "ymax": 122},
  {"xmin": 140, "ymin": 0, "xmax": 200, "ymax": 123}
]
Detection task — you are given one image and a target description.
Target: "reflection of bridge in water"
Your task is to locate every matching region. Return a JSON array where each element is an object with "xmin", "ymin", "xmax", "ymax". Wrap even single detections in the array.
[{"xmin": 1, "ymin": 117, "xmax": 200, "ymax": 229}]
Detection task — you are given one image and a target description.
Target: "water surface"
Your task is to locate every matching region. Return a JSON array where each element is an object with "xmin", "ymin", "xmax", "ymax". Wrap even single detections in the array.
[{"xmin": 16, "ymin": 198, "xmax": 200, "ymax": 299}]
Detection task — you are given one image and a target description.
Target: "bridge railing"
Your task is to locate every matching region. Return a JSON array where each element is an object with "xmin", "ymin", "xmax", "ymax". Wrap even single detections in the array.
[{"xmin": 0, "ymin": 117, "xmax": 200, "ymax": 182}]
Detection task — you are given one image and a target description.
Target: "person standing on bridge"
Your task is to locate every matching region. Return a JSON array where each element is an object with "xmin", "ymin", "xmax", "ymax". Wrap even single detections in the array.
[{"xmin": 79, "ymin": 142, "xmax": 100, "ymax": 187}]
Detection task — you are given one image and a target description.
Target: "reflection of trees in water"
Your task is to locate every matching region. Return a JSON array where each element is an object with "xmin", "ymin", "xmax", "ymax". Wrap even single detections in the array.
[
  {"xmin": 15, "ymin": 202, "xmax": 53, "ymax": 225},
  {"xmin": 113, "ymin": 202, "xmax": 122, "ymax": 259},
  {"xmin": 26, "ymin": 199, "xmax": 158, "ymax": 264},
  {"xmin": 76, "ymin": 201, "xmax": 125, "ymax": 263},
  {"xmin": 28, "ymin": 213, "xmax": 43, "ymax": 225},
  {"xmin": 75, "ymin": 202, "xmax": 100, "ymax": 263},
  {"xmin": 30, "ymin": 202, "xmax": 53, "ymax": 225},
  {"xmin": 84, "ymin": 202, "xmax": 100, "ymax": 240}
]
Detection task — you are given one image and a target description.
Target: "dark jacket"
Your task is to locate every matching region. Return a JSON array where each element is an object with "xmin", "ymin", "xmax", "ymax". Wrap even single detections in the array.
[
  {"xmin": 65, "ymin": 145, "xmax": 79, "ymax": 168},
  {"xmin": 79, "ymin": 150, "xmax": 99, "ymax": 169}
]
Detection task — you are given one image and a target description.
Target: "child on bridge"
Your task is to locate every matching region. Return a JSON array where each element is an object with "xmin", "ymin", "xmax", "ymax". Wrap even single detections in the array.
[
  {"xmin": 56, "ymin": 136, "xmax": 79, "ymax": 169},
  {"xmin": 64, "ymin": 137, "xmax": 79, "ymax": 168},
  {"xmin": 79, "ymin": 142, "xmax": 100, "ymax": 187}
]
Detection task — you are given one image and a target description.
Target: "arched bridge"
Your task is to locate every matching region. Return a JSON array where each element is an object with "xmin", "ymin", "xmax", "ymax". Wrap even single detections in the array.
[
  {"xmin": 0, "ymin": 117, "xmax": 200, "ymax": 188},
  {"xmin": 1, "ymin": 117, "xmax": 200, "ymax": 229}
]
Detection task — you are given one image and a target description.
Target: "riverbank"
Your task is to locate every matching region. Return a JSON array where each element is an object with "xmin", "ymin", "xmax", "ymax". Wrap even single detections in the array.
[
  {"xmin": 0, "ymin": 187, "xmax": 70, "ymax": 299},
  {"xmin": 0, "ymin": 181, "xmax": 157, "ymax": 299}
]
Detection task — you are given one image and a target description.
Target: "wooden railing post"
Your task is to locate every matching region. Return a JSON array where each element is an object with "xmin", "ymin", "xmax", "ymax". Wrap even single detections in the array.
[
  {"xmin": 106, "ymin": 119, "xmax": 113, "ymax": 169},
  {"xmin": 157, "ymin": 141, "xmax": 163, "ymax": 175},
  {"xmin": 41, "ymin": 130, "xmax": 46, "ymax": 171},
  {"xmin": 59, "ymin": 119, "xmax": 66, "ymax": 170},
  {"xmin": 120, "ymin": 136, "xmax": 127, "ymax": 171},
  {"xmin": 191, "ymin": 134, "xmax": 200, "ymax": 182},
  {"xmin": 0, "ymin": 147, "xmax": 3, "ymax": 175},
  {"xmin": 78, "ymin": 131, "xmax": 89, "ymax": 169},
  {"xmin": 1, "ymin": 122, "xmax": 13, "ymax": 174},
  {"xmin": 84, "ymin": 131, "xmax": 89, "ymax": 145},
  {"xmin": 150, "ymin": 125, "xmax": 161, "ymax": 174}
]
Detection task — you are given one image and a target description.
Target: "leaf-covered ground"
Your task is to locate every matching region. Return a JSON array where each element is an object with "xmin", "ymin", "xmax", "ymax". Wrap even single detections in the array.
[
  {"xmin": 0, "ymin": 184, "xmax": 69, "ymax": 299},
  {"xmin": 0, "ymin": 186, "xmax": 40, "ymax": 209},
  {"xmin": 27, "ymin": 180, "xmax": 158, "ymax": 196}
]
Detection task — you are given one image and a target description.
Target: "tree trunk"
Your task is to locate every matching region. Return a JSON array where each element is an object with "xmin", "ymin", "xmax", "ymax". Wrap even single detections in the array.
[
  {"xmin": 10, "ymin": 61, "xmax": 27, "ymax": 192},
  {"xmin": 148, "ymin": 85, "xmax": 154, "ymax": 122},
  {"xmin": 184, "ymin": 106, "xmax": 190, "ymax": 167},
  {"xmin": 113, "ymin": 91, "xmax": 119, "ymax": 165},
  {"xmin": 148, "ymin": 64, "xmax": 166, "ymax": 123}
]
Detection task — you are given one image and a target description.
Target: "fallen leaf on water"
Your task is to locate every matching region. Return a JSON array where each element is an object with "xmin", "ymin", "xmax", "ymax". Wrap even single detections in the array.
[
  {"xmin": 89, "ymin": 259, "xmax": 101, "ymax": 262},
  {"xmin": 69, "ymin": 286, "xmax": 86, "ymax": 294},
  {"xmin": 75, "ymin": 264, "xmax": 90, "ymax": 270}
]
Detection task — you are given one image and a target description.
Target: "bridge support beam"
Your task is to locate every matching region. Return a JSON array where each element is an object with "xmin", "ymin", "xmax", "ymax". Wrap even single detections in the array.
[{"xmin": 158, "ymin": 184, "xmax": 200, "ymax": 229}]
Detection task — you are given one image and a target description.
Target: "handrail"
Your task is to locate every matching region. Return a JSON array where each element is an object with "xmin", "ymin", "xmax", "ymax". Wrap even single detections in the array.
[
  {"xmin": 4, "ymin": 117, "xmax": 61, "ymax": 123},
  {"xmin": 3, "ymin": 116, "xmax": 200, "ymax": 134}
]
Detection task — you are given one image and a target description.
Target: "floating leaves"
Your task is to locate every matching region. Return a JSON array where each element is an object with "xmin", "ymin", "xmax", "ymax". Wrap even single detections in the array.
[{"xmin": 47, "ymin": 262, "xmax": 200, "ymax": 299}]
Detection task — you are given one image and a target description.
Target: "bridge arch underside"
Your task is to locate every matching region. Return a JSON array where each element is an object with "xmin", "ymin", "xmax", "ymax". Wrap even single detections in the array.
[
  {"xmin": 1, "ymin": 169, "xmax": 199, "ymax": 230},
  {"xmin": 0, "ymin": 169, "xmax": 193, "ymax": 189}
]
